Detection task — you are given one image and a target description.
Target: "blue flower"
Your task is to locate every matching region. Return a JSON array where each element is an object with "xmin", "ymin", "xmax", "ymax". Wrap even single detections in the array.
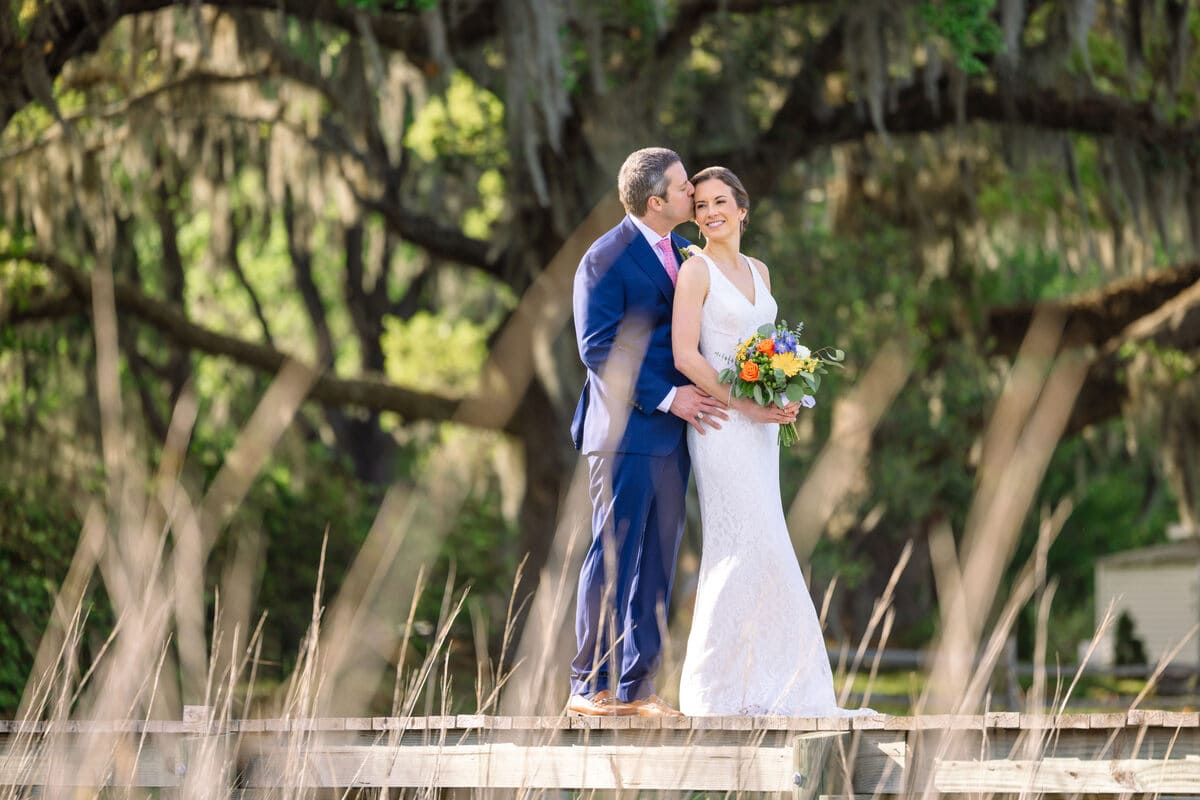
[{"xmin": 800, "ymin": 394, "xmax": 816, "ymax": 409}]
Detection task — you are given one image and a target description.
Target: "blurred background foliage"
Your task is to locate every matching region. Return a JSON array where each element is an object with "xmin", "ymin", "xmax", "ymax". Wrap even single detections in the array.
[{"xmin": 1, "ymin": 0, "xmax": 1199, "ymax": 715}]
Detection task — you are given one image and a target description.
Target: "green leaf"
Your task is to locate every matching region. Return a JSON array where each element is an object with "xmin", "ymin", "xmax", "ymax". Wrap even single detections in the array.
[
  {"xmin": 775, "ymin": 393, "xmax": 787, "ymax": 408},
  {"xmin": 786, "ymin": 383, "xmax": 807, "ymax": 403},
  {"xmin": 834, "ymin": 349, "xmax": 845, "ymax": 361},
  {"xmin": 718, "ymin": 368, "xmax": 736, "ymax": 383},
  {"xmin": 756, "ymin": 323, "xmax": 776, "ymax": 337},
  {"xmin": 774, "ymin": 368, "xmax": 786, "ymax": 384},
  {"xmin": 753, "ymin": 383, "xmax": 764, "ymax": 405}
]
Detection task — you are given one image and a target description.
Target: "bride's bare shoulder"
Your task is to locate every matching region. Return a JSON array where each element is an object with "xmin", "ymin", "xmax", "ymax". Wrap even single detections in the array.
[{"xmin": 677, "ymin": 254, "xmax": 710, "ymax": 289}]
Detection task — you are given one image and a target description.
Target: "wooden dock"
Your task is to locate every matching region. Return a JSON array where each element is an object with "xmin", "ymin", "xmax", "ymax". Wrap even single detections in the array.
[{"xmin": 3, "ymin": 709, "xmax": 1200, "ymax": 795}]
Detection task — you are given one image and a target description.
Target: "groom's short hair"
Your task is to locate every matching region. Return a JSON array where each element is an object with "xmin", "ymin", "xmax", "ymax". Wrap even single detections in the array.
[{"xmin": 618, "ymin": 147, "xmax": 681, "ymax": 217}]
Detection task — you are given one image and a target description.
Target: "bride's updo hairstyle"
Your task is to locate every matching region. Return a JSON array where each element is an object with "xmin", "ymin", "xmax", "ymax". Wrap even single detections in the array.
[{"xmin": 690, "ymin": 166, "xmax": 750, "ymax": 234}]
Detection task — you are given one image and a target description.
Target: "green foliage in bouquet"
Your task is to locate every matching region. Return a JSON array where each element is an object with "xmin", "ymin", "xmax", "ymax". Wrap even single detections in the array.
[{"xmin": 718, "ymin": 321, "xmax": 845, "ymax": 446}]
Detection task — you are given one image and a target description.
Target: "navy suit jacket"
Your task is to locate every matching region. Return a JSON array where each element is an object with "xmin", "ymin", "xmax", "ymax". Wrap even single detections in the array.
[{"xmin": 571, "ymin": 216, "xmax": 692, "ymax": 456}]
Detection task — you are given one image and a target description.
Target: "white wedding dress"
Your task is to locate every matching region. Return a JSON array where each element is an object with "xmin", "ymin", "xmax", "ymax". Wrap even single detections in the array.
[{"xmin": 678, "ymin": 253, "xmax": 870, "ymax": 717}]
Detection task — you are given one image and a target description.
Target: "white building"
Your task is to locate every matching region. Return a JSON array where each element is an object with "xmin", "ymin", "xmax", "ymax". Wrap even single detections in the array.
[{"xmin": 1094, "ymin": 527, "xmax": 1200, "ymax": 668}]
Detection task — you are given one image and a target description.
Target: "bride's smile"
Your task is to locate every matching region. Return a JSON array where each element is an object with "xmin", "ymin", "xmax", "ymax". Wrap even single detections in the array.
[{"xmin": 693, "ymin": 181, "xmax": 746, "ymax": 241}]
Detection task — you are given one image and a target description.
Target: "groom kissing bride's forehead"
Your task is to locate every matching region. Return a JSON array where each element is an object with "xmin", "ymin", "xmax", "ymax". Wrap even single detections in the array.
[
  {"xmin": 567, "ymin": 147, "xmax": 725, "ymax": 718},
  {"xmin": 567, "ymin": 147, "xmax": 873, "ymax": 720}
]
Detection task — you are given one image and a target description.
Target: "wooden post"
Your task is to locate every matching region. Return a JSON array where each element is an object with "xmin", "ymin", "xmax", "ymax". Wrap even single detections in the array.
[
  {"xmin": 181, "ymin": 706, "xmax": 210, "ymax": 730},
  {"xmin": 792, "ymin": 731, "xmax": 844, "ymax": 800},
  {"xmin": 171, "ymin": 705, "xmax": 211, "ymax": 797}
]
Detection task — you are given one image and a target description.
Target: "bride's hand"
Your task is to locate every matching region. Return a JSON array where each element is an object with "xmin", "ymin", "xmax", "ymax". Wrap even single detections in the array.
[{"xmin": 735, "ymin": 397, "xmax": 800, "ymax": 425}]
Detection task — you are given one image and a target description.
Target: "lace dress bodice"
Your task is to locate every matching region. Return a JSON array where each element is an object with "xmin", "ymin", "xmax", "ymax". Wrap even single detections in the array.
[{"xmin": 694, "ymin": 252, "xmax": 777, "ymax": 380}]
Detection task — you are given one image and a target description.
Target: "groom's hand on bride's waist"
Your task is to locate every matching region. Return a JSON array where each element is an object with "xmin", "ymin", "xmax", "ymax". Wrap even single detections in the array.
[{"xmin": 669, "ymin": 386, "xmax": 729, "ymax": 433}]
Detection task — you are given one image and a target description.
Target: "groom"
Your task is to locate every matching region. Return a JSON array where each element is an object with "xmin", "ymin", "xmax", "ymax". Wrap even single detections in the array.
[{"xmin": 568, "ymin": 147, "xmax": 727, "ymax": 716}]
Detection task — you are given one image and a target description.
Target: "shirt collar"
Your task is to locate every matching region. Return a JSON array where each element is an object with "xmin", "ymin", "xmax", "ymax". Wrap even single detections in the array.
[{"xmin": 629, "ymin": 213, "xmax": 672, "ymax": 249}]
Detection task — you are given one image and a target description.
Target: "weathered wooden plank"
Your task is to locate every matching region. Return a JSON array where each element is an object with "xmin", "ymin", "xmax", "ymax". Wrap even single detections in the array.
[
  {"xmin": 0, "ymin": 720, "xmax": 194, "ymax": 734},
  {"xmin": 817, "ymin": 716, "xmax": 852, "ymax": 731},
  {"xmin": 687, "ymin": 716, "xmax": 724, "ymax": 730},
  {"xmin": 372, "ymin": 716, "xmax": 425, "ymax": 731},
  {"xmin": 891, "ymin": 726, "xmax": 1200, "ymax": 794},
  {"xmin": 659, "ymin": 714, "xmax": 691, "ymax": 730},
  {"xmin": 454, "ymin": 714, "xmax": 486, "ymax": 729},
  {"xmin": 1089, "ymin": 712, "xmax": 1128, "ymax": 728},
  {"xmin": 0, "ymin": 744, "xmax": 181, "ymax": 787},
  {"xmin": 845, "ymin": 732, "xmax": 909, "ymax": 795},
  {"xmin": 1129, "ymin": 708, "xmax": 1165, "ymax": 727},
  {"xmin": 721, "ymin": 716, "xmax": 755, "ymax": 731},
  {"xmin": 627, "ymin": 716, "xmax": 662, "ymax": 730},
  {"xmin": 7, "ymin": 713, "xmax": 1200, "ymax": 794},
  {"xmin": 9, "ymin": 712, "xmax": 1200, "ymax": 734},
  {"xmin": 987, "ymin": 711, "xmax": 1021, "ymax": 728},
  {"xmin": 1161, "ymin": 711, "xmax": 1200, "ymax": 728},
  {"xmin": 932, "ymin": 756, "xmax": 1200, "ymax": 793},
  {"xmin": 850, "ymin": 714, "xmax": 890, "ymax": 730},
  {"xmin": 246, "ymin": 742, "xmax": 796, "ymax": 791},
  {"xmin": 1055, "ymin": 713, "xmax": 1093, "ymax": 729}
]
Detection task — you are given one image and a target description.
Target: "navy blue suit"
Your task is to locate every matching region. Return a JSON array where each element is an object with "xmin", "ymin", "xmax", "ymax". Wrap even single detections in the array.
[{"xmin": 570, "ymin": 215, "xmax": 692, "ymax": 701}]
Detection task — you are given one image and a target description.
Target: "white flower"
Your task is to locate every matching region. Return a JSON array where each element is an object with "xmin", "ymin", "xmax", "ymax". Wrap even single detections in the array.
[{"xmin": 795, "ymin": 345, "xmax": 811, "ymax": 359}]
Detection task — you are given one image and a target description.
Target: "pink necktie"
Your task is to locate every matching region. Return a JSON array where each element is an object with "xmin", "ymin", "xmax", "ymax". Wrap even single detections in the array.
[{"xmin": 654, "ymin": 237, "xmax": 678, "ymax": 285}]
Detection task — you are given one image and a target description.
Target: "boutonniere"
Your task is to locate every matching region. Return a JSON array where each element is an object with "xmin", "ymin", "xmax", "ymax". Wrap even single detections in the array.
[{"xmin": 676, "ymin": 242, "xmax": 701, "ymax": 262}]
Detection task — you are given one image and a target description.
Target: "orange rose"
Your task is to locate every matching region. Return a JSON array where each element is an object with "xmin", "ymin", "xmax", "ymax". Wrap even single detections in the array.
[
  {"xmin": 739, "ymin": 361, "xmax": 760, "ymax": 381},
  {"xmin": 756, "ymin": 338, "xmax": 776, "ymax": 356}
]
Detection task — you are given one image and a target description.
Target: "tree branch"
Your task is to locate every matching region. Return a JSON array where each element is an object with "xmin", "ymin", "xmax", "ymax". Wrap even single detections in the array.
[
  {"xmin": 986, "ymin": 262, "xmax": 1200, "ymax": 355},
  {"xmin": 1066, "ymin": 275, "xmax": 1200, "ymax": 435},
  {"xmin": 714, "ymin": 73, "xmax": 1200, "ymax": 197},
  {"xmin": 0, "ymin": 68, "xmax": 273, "ymax": 163},
  {"xmin": 1, "ymin": 290, "xmax": 84, "ymax": 325},
  {"xmin": 0, "ymin": 0, "xmax": 495, "ymax": 134},
  {"xmin": 0, "ymin": 250, "xmax": 509, "ymax": 433},
  {"xmin": 978, "ymin": 263, "xmax": 1200, "ymax": 435},
  {"xmin": 353, "ymin": 191, "xmax": 501, "ymax": 276},
  {"xmin": 227, "ymin": 207, "xmax": 276, "ymax": 348}
]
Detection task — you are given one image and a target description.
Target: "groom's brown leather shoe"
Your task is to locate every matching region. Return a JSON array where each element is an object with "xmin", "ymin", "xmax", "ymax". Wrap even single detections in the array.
[
  {"xmin": 627, "ymin": 694, "xmax": 685, "ymax": 717},
  {"xmin": 566, "ymin": 690, "xmax": 633, "ymax": 716}
]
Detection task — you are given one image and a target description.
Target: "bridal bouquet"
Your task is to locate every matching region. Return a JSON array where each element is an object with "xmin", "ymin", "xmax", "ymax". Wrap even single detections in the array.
[{"xmin": 718, "ymin": 321, "xmax": 844, "ymax": 447}]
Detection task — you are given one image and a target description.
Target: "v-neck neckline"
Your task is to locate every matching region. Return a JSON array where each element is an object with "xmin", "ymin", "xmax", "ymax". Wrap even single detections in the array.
[{"xmin": 702, "ymin": 251, "xmax": 758, "ymax": 307}]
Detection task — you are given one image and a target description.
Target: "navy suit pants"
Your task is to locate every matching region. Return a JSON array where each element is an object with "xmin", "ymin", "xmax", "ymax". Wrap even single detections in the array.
[{"xmin": 570, "ymin": 443, "xmax": 690, "ymax": 702}]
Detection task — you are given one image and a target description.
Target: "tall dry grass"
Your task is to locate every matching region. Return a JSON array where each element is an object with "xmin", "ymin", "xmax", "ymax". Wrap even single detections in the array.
[{"xmin": 4, "ymin": 203, "xmax": 1190, "ymax": 799}]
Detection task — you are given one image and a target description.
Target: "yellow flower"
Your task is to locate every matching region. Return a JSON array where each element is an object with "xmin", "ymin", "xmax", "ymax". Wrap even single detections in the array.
[
  {"xmin": 802, "ymin": 357, "xmax": 820, "ymax": 373},
  {"xmin": 734, "ymin": 336, "xmax": 756, "ymax": 362},
  {"xmin": 770, "ymin": 352, "xmax": 803, "ymax": 377}
]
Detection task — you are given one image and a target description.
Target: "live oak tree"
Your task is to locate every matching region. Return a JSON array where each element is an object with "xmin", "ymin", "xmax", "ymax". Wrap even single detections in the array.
[{"xmin": 2, "ymin": 0, "xmax": 1200, "ymax": 704}]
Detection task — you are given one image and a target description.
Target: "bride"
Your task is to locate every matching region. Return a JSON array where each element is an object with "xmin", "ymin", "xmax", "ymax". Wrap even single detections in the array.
[{"xmin": 671, "ymin": 166, "xmax": 871, "ymax": 717}]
